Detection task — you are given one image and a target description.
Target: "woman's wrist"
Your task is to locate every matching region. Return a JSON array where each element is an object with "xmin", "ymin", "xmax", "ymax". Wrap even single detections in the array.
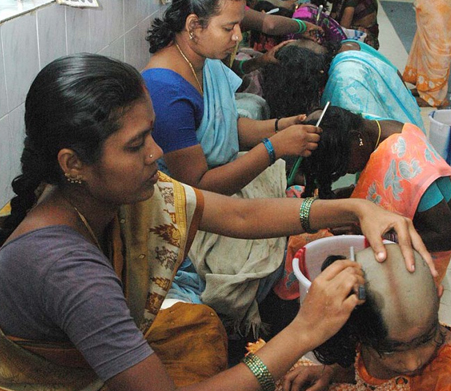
[
  {"xmin": 288, "ymin": 316, "xmax": 327, "ymax": 353},
  {"xmin": 308, "ymin": 199, "xmax": 361, "ymax": 232}
]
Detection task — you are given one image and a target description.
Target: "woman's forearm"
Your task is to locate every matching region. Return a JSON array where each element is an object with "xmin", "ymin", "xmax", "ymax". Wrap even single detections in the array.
[
  {"xmin": 242, "ymin": 9, "xmax": 300, "ymax": 36},
  {"xmin": 200, "ymin": 193, "xmax": 434, "ymax": 273}
]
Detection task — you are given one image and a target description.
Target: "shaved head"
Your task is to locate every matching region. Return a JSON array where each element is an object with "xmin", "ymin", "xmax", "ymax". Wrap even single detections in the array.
[
  {"xmin": 356, "ymin": 244, "xmax": 438, "ymax": 340},
  {"xmin": 314, "ymin": 243, "xmax": 440, "ymax": 367}
]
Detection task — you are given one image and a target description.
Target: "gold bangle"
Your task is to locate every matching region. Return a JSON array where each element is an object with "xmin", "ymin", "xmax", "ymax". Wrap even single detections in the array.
[
  {"xmin": 242, "ymin": 353, "xmax": 276, "ymax": 391},
  {"xmin": 299, "ymin": 197, "xmax": 318, "ymax": 234}
]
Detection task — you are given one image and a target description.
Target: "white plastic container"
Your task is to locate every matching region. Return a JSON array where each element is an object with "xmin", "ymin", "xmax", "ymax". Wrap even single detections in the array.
[
  {"xmin": 428, "ymin": 109, "xmax": 451, "ymax": 164},
  {"xmin": 292, "ymin": 235, "xmax": 393, "ymax": 303}
]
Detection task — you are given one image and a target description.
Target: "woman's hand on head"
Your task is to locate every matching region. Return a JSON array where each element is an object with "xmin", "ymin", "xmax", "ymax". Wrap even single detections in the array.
[
  {"xmin": 261, "ymin": 39, "xmax": 295, "ymax": 65},
  {"xmin": 272, "ymin": 124, "xmax": 321, "ymax": 157},
  {"xmin": 281, "ymin": 364, "xmax": 335, "ymax": 391},
  {"xmin": 354, "ymin": 200, "xmax": 437, "ymax": 277},
  {"xmin": 296, "ymin": 260, "xmax": 365, "ymax": 348}
]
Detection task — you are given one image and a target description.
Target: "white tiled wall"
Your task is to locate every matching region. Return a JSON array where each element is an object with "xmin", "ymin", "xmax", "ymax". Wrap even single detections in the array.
[{"xmin": 0, "ymin": 0, "xmax": 164, "ymax": 209}]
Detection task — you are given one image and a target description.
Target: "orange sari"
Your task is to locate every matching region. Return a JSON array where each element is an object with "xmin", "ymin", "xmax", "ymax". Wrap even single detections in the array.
[
  {"xmin": 329, "ymin": 344, "xmax": 451, "ymax": 391},
  {"xmin": 351, "ymin": 124, "xmax": 451, "ymax": 282},
  {"xmin": 403, "ymin": 0, "xmax": 451, "ymax": 107}
]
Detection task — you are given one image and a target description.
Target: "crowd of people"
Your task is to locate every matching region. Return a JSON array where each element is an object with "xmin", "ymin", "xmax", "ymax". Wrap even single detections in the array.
[{"xmin": 0, "ymin": 0, "xmax": 450, "ymax": 390}]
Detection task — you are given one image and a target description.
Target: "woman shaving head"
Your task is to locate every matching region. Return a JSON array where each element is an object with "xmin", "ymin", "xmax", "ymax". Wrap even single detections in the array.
[{"xmin": 315, "ymin": 244, "xmax": 444, "ymax": 378}]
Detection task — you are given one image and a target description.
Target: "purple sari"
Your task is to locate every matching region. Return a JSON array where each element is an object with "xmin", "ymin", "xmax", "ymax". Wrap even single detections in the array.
[{"xmin": 290, "ymin": 4, "xmax": 347, "ymax": 43}]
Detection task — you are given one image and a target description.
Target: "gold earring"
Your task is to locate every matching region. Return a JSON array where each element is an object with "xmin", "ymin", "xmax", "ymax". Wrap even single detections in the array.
[
  {"xmin": 149, "ymin": 154, "xmax": 153, "ymax": 159},
  {"xmin": 189, "ymin": 32, "xmax": 194, "ymax": 40},
  {"xmin": 65, "ymin": 172, "xmax": 83, "ymax": 184}
]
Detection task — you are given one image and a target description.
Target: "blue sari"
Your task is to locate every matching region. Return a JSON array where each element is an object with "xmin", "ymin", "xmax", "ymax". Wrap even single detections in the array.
[{"xmin": 321, "ymin": 50, "xmax": 425, "ymax": 131}]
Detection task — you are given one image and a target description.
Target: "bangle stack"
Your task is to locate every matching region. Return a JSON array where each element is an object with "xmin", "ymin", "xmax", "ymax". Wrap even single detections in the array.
[
  {"xmin": 242, "ymin": 353, "xmax": 276, "ymax": 391},
  {"xmin": 239, "ymin": 59, "xmax": 247, "ymax": 76},
  {"xmin": 299, "ymin": 197, "xmax": 318, "ymax": 233},
  {"xmin": 262, "ymin": 138, "xmax": 276, "ymax": 166},
  {"xmin": 294, "ymin": 19, "xmax": 307, "ymax": 34}
]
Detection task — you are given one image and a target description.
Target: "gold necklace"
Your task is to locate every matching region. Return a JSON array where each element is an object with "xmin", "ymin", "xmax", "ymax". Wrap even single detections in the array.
[
  {"xmin": 374, "ymin": 120, "xmax": 382, "ymax": 150},
  {"xmin": 64, "ymin": 197, "xmax": 102, "ymax": 250},
  {"xmin": 175, "ymin": 42, "xmax": 203, "ymax": 93},
  {"xmin": 72, "ymin": 206, "xmax": 102, "ymax": 250}
]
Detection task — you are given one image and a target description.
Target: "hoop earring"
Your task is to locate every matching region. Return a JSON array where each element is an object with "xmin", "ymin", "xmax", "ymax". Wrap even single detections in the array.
[{"xmin": 65, "ymin": 172, "xmax": 83, "ymax": 184}]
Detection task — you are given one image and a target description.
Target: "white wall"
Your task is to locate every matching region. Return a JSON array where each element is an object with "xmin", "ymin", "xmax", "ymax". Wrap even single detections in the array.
[{"xmin": 0, "ymin": 0, "xmax": 164, "ymax": 208}]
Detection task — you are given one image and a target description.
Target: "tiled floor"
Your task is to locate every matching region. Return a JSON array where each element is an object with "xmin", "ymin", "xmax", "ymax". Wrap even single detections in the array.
[{"xmin": 378, "ymin": 0, "xmax": 451, "ymax": 323}]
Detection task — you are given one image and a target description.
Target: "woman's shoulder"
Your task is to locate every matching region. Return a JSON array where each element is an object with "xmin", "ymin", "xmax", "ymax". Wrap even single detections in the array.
[
  {"xmin": 142, "ymin": 67, "xmax": 185, "ymax": 87},
  {"xmin": 1, "ymin": 225, "xmax": 107, "ymax": 270},
  {"xmin": 142, "ymin": 67, "xmax": 202, "ymax": 101}
]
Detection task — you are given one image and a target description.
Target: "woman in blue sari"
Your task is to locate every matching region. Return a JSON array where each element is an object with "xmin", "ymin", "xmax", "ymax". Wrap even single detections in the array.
[
  {"xmin": 142, "ymin": 0, "xmax": 321, "ymax": 340},
  {"xmin": 261, "ymin": 38, "xmax": 425, "ymax": 131}
]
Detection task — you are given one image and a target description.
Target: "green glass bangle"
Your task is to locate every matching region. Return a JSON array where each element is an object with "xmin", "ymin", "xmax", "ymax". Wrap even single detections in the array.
[
  {"xmin": 239, "ymin": 59, "xmax": 247, "ymax": 76},
  {"xmin": 299, "ymin": 197, "xmax": 318, "ymax": 234},
  {"xmin": 294, "ymin": 18, "xmax": 307, "ymax": 34},
  {"xmin": 242, "ymin": 353, "xmax": 276, "ymax": 391}
]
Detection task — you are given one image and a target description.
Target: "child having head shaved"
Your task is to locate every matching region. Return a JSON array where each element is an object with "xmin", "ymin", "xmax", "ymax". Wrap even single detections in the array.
[{"xmin": 277, "ymin": 243, "xmax": 451, "ymax": 390}]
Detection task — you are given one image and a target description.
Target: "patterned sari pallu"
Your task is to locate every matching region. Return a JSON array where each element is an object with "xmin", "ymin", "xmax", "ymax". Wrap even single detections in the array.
[{"xmin": 0, "ymin": 173, "xmax": 228, "ymax": 389}]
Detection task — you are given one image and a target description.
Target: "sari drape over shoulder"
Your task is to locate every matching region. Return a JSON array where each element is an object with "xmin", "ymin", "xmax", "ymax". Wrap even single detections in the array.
[
  {"xmin": 321, "ymin": 50, "xmax": 425, "ymax": 131},
  {"xmin": 176, "ymin": 59, "xmax": 287, "ymax": 337},
  {"xmin": 0, "ymin": 173, "xmax": 228, "ymax": 389}
]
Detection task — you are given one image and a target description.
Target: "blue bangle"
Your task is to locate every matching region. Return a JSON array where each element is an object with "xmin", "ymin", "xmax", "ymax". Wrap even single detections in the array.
[
  {"xmin": 294, "ymin": 19, "xmax": 307, "ymax": 34},
  {"xmin": 262, "ymin": 138, "xmax": 276, "ymax": 166}
]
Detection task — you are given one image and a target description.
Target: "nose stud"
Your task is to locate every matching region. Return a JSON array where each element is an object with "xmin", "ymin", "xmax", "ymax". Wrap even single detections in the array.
[{"xmin": 149, "ymin": 154, "xmax": 153, "ymax": 159}]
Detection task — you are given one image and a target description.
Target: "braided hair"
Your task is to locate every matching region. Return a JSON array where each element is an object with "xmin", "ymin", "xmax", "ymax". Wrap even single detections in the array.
[
  {"xmin": 0, "ymin": 53, "xmax": 146, "ymax": 245},
  {"xmin": 146, "ymin": 0, "xmax": 224, "ymax": 53}
]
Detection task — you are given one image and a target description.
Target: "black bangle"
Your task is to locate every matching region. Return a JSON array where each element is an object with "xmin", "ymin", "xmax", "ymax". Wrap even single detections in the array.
[{"xmin": 275, "ymin": 117, "xmax": 282, "ymax": 133}]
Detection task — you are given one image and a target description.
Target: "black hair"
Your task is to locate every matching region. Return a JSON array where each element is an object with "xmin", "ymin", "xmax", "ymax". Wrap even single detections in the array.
[
  {"xmin": 0, "ymin": 53, "xmax": 146, "ymax": 245},
  {"xmin": 313, "ymin": 255, "xmax": 387, "ymax": 367},
  {"xmin": 261, "ymin": 41, "xmax": 338, "ymax": 118},
  {"xmin": 300, "ymin": 106, "xmax": 364, "ymax": 199},
  {"xmin": 146, "ymin": 0, "xmax": 225, "ymax": 53},
  {"xmin": 249, "ymin": 1, "xmax": 293, "ymax": 50}
]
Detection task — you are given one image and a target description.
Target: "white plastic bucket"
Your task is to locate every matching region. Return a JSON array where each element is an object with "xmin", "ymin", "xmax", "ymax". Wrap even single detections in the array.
[
  {"xmin": 428, "ymin": 109, "xmax": 451, "ymax": 164},
  {"xmin": 292, "ymin": 235, "xmax": 393, "ymax": 303}
]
